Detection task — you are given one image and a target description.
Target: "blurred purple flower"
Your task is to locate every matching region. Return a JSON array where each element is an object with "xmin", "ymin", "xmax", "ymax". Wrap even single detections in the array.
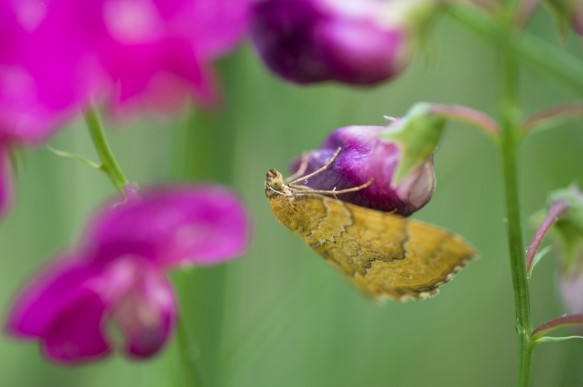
[
  {"xmin": 6, "ymin": 185, "xmax": 250, "ymax": 363},
  {"xmin": 0, "ymin": 0, "xmax": 250, "ymax": 218},
  {"xmin": 86, "ymin": 0, "xmax": 250, "ymax": 112},
  {"xmin": 291, "ymin": 125, "xmax": 435, "ymax": 216},
  {"xmin": 251, "ymin": 0, "xmax": 417, "ymax": 85},
  {"xmin": 0, "ymin": 0, "xmax": 101, "ymax": 143},
  {"xmin": 1, "ymin": 0, "xmax": 249, "ymax": 125}
]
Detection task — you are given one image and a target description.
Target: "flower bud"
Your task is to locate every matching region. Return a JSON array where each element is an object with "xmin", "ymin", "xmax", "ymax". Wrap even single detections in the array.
[
  {"xmin": 251, "ymin": 0, "xmax": 437, "ymax": 85},
  {"xmin": 291, "ymin": 122, "xmax": 436, "ymax": 216},
  {"xmin": 547, "ymin": 186, "xmax": 583, "ymax": 313}
]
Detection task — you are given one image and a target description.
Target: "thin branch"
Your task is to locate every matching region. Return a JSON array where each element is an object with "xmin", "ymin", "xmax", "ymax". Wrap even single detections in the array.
[
  {"xmin": 521, "ymin": 103, "xmax": 583, "ymax": 134},
  {"xmin": 430, "ymin": 104, "xmax": 500, "ymax": 137}
]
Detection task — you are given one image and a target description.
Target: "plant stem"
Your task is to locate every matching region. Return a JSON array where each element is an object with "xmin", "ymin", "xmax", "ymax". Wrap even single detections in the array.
[
  {"xmin": 84, "ymin": 106, "xmax": 129, "ymax": 192},
  {"xmin": 498, "ymin": 33, "xmax": 534, "ymax": 387},
  {"xmin": 447, "ymin": 5, "xmax": 583, "ymax": 94}
]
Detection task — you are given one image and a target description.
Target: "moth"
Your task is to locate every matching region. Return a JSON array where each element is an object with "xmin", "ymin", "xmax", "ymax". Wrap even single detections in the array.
[{"xmin": 264, "ymin": 150, "xmax": 476, "ymax": 301}]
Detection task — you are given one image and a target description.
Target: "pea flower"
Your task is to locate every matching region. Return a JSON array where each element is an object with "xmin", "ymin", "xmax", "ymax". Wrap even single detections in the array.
[
  {"xmin": 1, "ymin": 0, "xmax": 250, "ymax": 121},
  {"xmin": 291, "ymin": 104, "xmax": 446, "ymax": 216},
  {"xmin": 6, "ymin": 185, "xmax": 250, "ymax": 363},
  {"xmin": 0, "ymin": 0, "xmax": 250, "ymax": 218},
  {"xmin": 251, "ymin": 0, "xmax": 436, "ymax": 85},
  {"xmin": 0, "ymin": 0, "xmax": 98, "ymax": 141},
  {"xmin": 83, "ymin": 0, "xmax": 250, "ymax": 111},
  {"xmin": 291, "ymin": 126, "xmax": 434, "ymax": 215}
]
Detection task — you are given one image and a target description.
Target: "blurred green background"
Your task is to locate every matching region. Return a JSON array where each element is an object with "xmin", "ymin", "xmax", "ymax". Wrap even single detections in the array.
[{"xmin": 2, "ymin": 9, "xmax": 583, "ymax": 387}]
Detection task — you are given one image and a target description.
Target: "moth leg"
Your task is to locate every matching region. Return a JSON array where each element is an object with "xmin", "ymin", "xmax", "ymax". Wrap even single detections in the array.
[
  {"xmin": 285, "ymin": 152, "xmax": 310, "ymax": 183},
  {"xmin": 294, "ymin": 178, "xmax": 374, "ymax": 196},
  {"xmin": 289, "ymin": 147, "xmax": 342, "ymax": 185}
]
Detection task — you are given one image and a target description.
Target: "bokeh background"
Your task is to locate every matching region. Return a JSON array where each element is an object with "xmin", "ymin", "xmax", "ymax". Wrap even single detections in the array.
[{"xmin": 1, "ymin": 8, "xmax": 583, "ymax": 387}]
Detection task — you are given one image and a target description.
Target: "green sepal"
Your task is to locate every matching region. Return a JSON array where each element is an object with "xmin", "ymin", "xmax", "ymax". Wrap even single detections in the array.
[{"xmin": 379, "ymin": 103, "xmax": 445, "ymax": 184}]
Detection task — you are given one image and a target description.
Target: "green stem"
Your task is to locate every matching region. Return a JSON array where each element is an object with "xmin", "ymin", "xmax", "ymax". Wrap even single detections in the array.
[
  {"xmin": 84, "ymin": 106, "xmax": 129, "ymax": 192},
  {"xmin": 498, "ymin": 32, "xmax": 534, "ymax": 387},
  {"xmin": 447, "ymin": 5, "xmax": 583, "ymax": 94}
]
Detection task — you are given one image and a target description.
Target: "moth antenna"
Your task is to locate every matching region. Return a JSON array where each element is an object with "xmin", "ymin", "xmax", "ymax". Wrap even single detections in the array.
[{"xmin": 289, "ymin": 147, "xmax": 342, "ymax": 185}]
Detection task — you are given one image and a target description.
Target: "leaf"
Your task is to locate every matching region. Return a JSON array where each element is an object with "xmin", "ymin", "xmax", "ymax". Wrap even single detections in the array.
[{"xmin": 47, "ymin": 146, "xmax": 101, "ymax": 170}]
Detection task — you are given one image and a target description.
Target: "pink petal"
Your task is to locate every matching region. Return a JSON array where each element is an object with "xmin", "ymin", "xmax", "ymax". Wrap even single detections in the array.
[
  {"xmin": 106, "ymin": 259, "xmax": 176, "ymax": 358},
  {"xmin": 6, "ymin": 255, "xmax": 111, "ymax": 363},
  {"xmin": 0, "ymin": 143, "xmax": 12, "ymax": 218},
  {"xmin": 97, "ymin": 0, "xmax": 248, "ymax": 110},
  {"xmin": 86, "ymin": 186, "xmax": 251, "ymax": 268},
  {"xmin": 41, "ymin": 288, "xmax": 110, "ymax": 363},
  {"xmin": 0, "ymin": 0, "xmax": 103, "ymax": 143}
]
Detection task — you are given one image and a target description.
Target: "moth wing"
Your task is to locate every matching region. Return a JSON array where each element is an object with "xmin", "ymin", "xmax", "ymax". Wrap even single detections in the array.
[{"xmin": 301, "ymin": 196, "xmax": 476, "ymax": 301}]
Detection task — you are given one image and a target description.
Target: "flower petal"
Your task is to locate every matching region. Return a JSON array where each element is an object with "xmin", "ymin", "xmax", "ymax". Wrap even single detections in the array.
[
  {"xmin": 0, "ymin": 0, "xmax": 102, "ymax": 143},
  {"xmin": 106, "ymin": 260, "xmax": 175, "ymax": 358},
  {"xmin": 291, "ymin": 125, "xmax": 435, "ymax": 215},
  {"xmin": 86, "ymin": 186, "xmax": 251, "ymax": 267},
  {"xmin": 96, "ymin": 0, "xmax": 249, "ymax": 110},
  {"xmin": 6, "ymin": 255, "xmax": 111, "ymax": 363},
  {"xmin": 41, "ymin": 288, "xmax": 110, "ymax": 363}
]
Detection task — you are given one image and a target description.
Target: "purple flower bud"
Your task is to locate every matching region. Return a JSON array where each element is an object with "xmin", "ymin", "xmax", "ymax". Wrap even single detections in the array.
[
  {"xmin": 291, "ymin": 124, "xmax": 435, "ymax": 216},
  {"xmin": 6, "ymin": 185, "xmax": 251, "ymax": 363},
  {"xmin": 251, "ymin": 0, "xmax": 419, "ymax": 85}
]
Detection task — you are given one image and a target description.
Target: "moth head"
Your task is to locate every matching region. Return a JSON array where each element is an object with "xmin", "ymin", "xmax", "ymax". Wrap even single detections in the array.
[{"xmin": 265, "ymin": 169, "xmax": 286, "ymax": 197}]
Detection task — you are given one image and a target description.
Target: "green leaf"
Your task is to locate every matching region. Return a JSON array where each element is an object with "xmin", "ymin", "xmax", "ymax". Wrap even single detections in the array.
[
  {"xmin": 47, "ymin": 146, "xmax": 101, "ymax": 170},
  {"xmin": 528, "ymin": 245, "xmax": 551, "ymax": 278},
  {"xmin": 534, "ymin": 336, "xmax": 583, "ymax": 346}
]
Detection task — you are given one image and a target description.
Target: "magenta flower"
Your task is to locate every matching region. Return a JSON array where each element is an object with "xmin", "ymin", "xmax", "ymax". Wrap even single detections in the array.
[
  {"xmin": 1, "ymin": 0, "xmax": 249, "ymax": 121},
  {"xmin": 0, "ymin": 0, "xmax": 250, "ymax": 218},
  {"xmin": 83, "ymin": 0, "xmax": 250, "ymax": 111},
  {"xmin": 6, "ymin": 185, "xmax": 250, "ymax": 363},
  {"xmin": 251, "ymin": 0, "xmax": 422, "ymax": 85},
  {"xmin": 0, "ymin": 0, "xmax": 100, "ymax": 143},
  {"xmin": 291, "ymin": 125, "xmax": 435, "ymax": 216}
]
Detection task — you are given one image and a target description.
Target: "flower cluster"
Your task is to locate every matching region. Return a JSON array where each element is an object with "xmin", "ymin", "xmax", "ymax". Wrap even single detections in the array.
[
  {"xmin": 0, "ymin": 0, "xmax": 249, "ymax": 218},
  {"xmin": 6, "ymin": 185, "xmax": 250, "ymax": 363}
]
